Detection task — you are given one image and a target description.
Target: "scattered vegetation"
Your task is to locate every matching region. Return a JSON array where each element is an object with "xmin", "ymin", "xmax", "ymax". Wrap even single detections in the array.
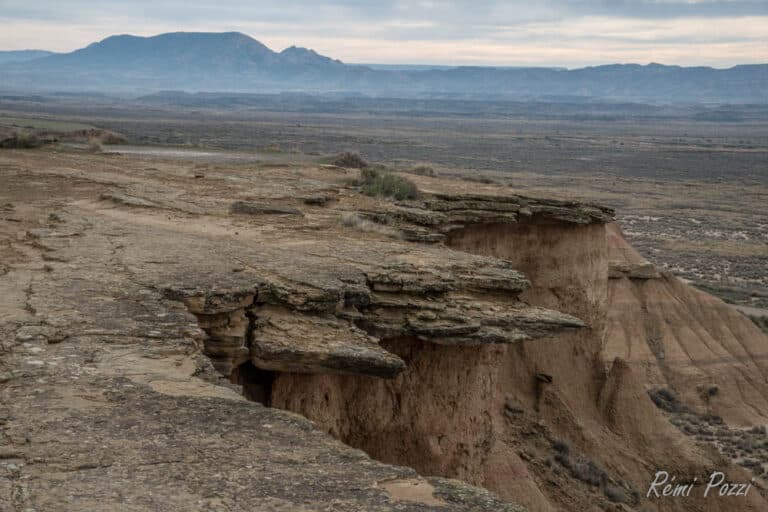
[
  {"xmin": 0, "ymin": 116, "xmax": 94, "ymax": 132},
  {"xmin": 693, "ymin": 282, "xmax": 768, "ymax": 306},
  {"xmin": 696, "ymin": 383, "xmax": 720, "ymax": 404},
  {"xmin": 552, "ymin": 440, "xmax": 570, "ymax": 455},
  {"xmin": 651, "ymin": 391, "xmax": 768, "ymax": 479},
  {"xmin": 259, "ymin": 143, "xmax": 284, "ymax": 154},
  {"xmin": 549, "ymin": 438, "xmax": 637, "ymax": 505},
  {"xmin": 303, "ymin": 194, "xmax": 331, "ymax": 206},
  {"xmin": 648, "ymin": 387, "xmax": 691, "ymax": 413},
  {"xmin": 0, "ymin": 125, "xmax": 126, "ymax": 150},
  {"xmin": 0, "ymin": 132, "xmax": 44, "ymax": 149}
]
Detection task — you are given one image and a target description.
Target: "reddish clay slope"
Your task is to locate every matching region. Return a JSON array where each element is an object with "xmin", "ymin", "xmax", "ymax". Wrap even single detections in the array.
[{"xmin": 604, "ymin": 223, "xmax": 768, "ymax": 426}]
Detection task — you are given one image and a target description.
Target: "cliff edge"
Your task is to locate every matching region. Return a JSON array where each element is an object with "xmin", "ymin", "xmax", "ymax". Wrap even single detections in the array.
[{"xmin": 1, "ymin": 150, "xmax": 766, "ymax": 511}]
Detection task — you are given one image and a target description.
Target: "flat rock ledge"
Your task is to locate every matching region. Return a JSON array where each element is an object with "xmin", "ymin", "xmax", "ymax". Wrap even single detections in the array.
[
  {"xmin": 356, "ymin": 192, "xmax": 614, "ymax": 243},
  {"xmin": 163, "ymin": 192, "xmax": 602, "ymax": 379}
]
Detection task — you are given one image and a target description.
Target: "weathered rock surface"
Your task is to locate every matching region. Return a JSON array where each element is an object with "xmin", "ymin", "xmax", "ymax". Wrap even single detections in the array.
[
  {"xmin": 2, "ymin": 151, "xmax": 765, "ymax": 512},
  {"xmin": 0, "ymin": 151, "xmax": 605, "ymax": 511},
  {"xmin": 230, "ymin": 200, "xmax": 304, "ymax": 216},
  {"xmin": 353, "ymin": 191, "xmax": 613, "ymax": 244},
  {"xmin": 150, "ymin": 200, "xmax": 589, "ymax": 377},
  {"xmin": 250, "ymin": 306, "xmax": 406, "ymax": 378}
]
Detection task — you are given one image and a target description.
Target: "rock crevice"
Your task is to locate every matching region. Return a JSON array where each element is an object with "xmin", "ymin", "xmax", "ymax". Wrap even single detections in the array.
[{"xmin": 173, "ymin": 260, "xmax": 586, "ymax": 379}]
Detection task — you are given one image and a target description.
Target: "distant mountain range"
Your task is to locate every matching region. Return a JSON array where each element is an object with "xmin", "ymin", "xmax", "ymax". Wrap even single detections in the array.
[
  {"xmin": 1, "ymin": 32, "xmax": 766, "ymax": 103},
  {"xmin": 0, "ymin": 50, "xmax": 55, "ymax": 65}
]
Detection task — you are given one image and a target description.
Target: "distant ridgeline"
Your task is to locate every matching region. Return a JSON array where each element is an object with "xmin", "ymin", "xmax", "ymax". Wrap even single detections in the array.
[{"xmin": 0, "ymin": 32, "xmax": 766, "ymax": 102}]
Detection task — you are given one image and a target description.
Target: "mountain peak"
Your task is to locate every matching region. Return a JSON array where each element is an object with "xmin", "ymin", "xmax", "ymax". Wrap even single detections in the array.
[
  {"xmin": 92, "ymin": 31, "xmax": 272, "ymax": 52},
  {"xmin": 279, "ymin": 45, "xmax": 343, "ymax": 66},
  {"xmin": 6, "ymin": 31, "xmax": 346, "ymax": 87}
]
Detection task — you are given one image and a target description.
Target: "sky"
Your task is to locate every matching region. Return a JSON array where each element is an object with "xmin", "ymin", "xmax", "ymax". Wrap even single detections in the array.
[{"xmin": 0, "ymin": 1, "xmax": 766, "ymax": 68}]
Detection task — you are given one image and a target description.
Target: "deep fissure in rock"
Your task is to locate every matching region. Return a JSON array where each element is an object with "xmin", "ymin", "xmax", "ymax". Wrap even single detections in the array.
[{"xmin": 231, "ymin": 362, "xmax": 275, "ymax": 405}]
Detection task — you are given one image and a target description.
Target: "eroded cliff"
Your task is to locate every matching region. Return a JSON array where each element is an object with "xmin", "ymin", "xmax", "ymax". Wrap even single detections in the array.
[{"xmin": 1, "ymin": 150, "xmax": 767, "ymax": 511}]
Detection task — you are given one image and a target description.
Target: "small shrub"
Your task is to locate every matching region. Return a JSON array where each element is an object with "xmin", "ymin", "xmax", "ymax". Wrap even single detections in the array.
[
  {"xmin": 332, "ymin": 152, "xmax": 369, "ymax": 169},
  {"xmin": 570, "ymin": 459, "xmax": 607, "ymax": 487},
  {"xmin": 552, "ymin": 440, "xmax": 570, "ymax": 455},
  {"xmin": 697, "ymin": 384, "xmax": 719, "ymax": 401},
  {"xmin": 648, "ymin": 387, "xmax": 690, "ymax": 413},
  {"xmin": 357, "ymin": 167, "xmax": 418, "ymax": 200},
  {"xmin": 604, "ymin": 484, "xmax": 629, "ymax": 504},
  {"xmin": 360, "ymin": 167, "xmax": 380, "ymax": 183},
  {"xmin": 410, "ymin": 165, "xmax": 436, "ymax": 177},
  {"xmin": 98, "ymin": 131, "xmax": 127, "ymax": 145},
  {"xmin": 554, "ymin": 452, "xmax": 571, "ymax": 469},
  {"xmin": 703, "ymin": 414, "xmax": 723, "ymax": 425}
]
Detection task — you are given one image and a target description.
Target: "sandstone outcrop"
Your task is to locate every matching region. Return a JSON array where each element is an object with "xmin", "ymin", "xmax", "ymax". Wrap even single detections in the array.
[
  {"xmin": 169, "ymin": 246, "xmax": 585, "ymax": 378},
  {"xmin": 355, "ymin": 192, "xmax": 613, "ymax": 243}
]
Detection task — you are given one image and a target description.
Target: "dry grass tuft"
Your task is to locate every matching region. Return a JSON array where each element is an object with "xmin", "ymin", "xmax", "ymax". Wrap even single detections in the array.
[{"xmin": 340, "ymin": 212, "xmax": 401, "ymax": 238}]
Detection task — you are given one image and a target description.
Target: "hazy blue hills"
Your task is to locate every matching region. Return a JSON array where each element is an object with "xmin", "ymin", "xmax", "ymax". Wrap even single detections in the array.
[
  {"xmin": 0, "ymin": 50, "xmax": 56, "ymax": 65},
  {"xmin": 1, "ymin": 32, "xmax": 348, "ymax": 88},
  {"xmin": 1, "ymin": 32, "xmax": 766, "ymax": 103}
]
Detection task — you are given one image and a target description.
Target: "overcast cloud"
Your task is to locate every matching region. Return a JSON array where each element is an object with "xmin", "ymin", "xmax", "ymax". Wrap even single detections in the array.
[{"xmin": 0, "ymin": 0, "xmax": 766, "ymax": 67}]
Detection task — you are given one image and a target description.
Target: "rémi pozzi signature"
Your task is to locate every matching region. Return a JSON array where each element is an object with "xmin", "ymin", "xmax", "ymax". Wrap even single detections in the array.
[{"xmin": 647, "ymin": 471, "xmax": 756, "ymax": 498}]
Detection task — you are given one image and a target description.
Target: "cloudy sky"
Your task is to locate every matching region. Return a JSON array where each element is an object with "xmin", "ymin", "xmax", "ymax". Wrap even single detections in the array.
[{"xmin": 0, "ymin": 0, "xmax": 766, "ymax": 67}]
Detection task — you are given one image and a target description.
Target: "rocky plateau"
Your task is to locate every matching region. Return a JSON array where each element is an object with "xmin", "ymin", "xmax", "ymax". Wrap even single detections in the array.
[{"xmin": 1, "ymin": 149, "xmax": 767, "ymax": 511}]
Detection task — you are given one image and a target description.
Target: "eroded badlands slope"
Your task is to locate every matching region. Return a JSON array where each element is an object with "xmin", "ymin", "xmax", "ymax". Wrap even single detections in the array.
[{"xmin": 1, "ymin": 150, "xmax": 766, "ymax": 511}]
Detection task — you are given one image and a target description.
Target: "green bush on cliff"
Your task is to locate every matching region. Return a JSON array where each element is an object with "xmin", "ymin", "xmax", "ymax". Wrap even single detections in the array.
[{"xmin": 358, "ymin": 167, "xmax": 418, "ymax": 200}]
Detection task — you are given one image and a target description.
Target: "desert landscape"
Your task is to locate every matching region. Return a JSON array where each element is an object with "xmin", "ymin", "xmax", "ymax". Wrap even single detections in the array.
[
  {"xmin": 3, "ymin": 93, "xmax": 765, "ymax": 314},
  {"xmin": 1, "ymin": 93, "xmax": 767, "ymax": 510},
  {"xmin": 1, "ymin": 7, "xmax": 767, "ymax": 511}
]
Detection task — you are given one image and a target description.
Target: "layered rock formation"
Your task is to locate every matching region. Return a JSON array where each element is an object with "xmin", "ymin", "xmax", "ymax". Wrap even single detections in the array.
[
  {"xmin": 171, "ymin": 229, "xmax": 586, "ymax": 380},
  {"xmin": 2, "ymin": 150, "xmax": 767, "ymax": 511},
  {"xmin": 355, "ymin": 192, "xmax": 612, "ymax": 244}
]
